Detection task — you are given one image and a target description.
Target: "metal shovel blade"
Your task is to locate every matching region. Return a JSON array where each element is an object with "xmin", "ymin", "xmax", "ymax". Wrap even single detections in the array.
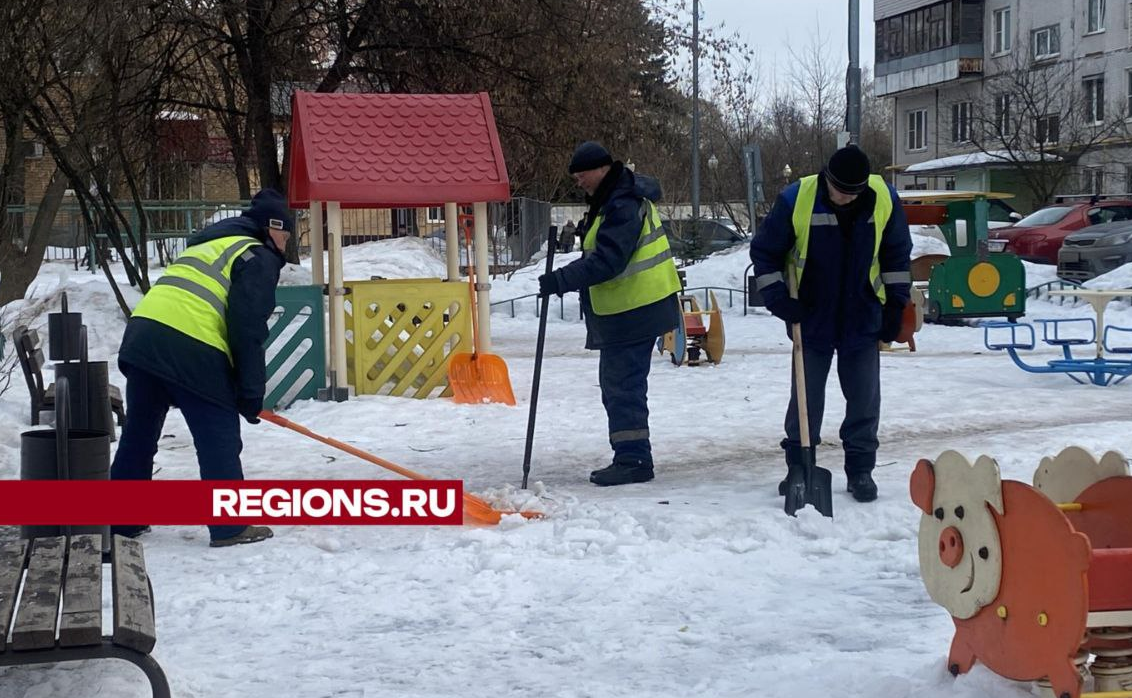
[
  {"xmin": 783, "ymin": 448, "xmax": 834, "ymax": 518},
  {"xmin": 806, "ymin": 463, "xmax": 834, "ymax": 518},
  {"xmin": 448, "ymin": 352, "xmax": 517, "ymax": 406}
]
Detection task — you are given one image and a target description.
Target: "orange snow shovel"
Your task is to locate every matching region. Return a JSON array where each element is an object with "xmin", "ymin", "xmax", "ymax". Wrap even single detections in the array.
[
  {"xmin": 448, "ymin": 226, "xmax": 516, "ymax": 405},
  {"xmin": 260, "ymin": 411, "xmax": 539, "ymax": 525}
]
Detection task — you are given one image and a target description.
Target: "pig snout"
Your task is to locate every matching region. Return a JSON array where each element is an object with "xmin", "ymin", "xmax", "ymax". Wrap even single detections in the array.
[{"xmin": 938, "ymin": 526, "xmax": 964, "ymax": 568}]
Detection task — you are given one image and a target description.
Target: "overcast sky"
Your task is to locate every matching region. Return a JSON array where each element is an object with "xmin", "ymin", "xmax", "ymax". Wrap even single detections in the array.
[{"xmin": 702, "ymin": 0, "xmax": 877, "ymax": 83}]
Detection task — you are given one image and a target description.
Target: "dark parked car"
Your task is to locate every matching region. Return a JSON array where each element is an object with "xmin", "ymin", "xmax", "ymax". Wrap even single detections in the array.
[
  {"xmin": 661, "ymin": 218, "xmax": 747, "ymax": 259},
  {"xmin": 1057, "ymin": 220, "xmax": 1132, "ymax": 281},
  {"xmin": 988, "ymin": 198, "xmax": 1132, "ymax": 265}
]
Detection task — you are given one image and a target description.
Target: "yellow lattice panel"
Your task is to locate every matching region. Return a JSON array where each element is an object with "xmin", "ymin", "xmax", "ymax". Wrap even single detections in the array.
[{"xmin": 343, "ymin": 278, "xmax": 472, "ymax": 398}]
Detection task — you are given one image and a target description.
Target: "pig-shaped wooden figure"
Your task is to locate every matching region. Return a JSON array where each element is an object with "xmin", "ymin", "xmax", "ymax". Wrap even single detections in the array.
[{"xmin": 910, "ymin": 450, "xmax": 1092, "ymax": 698}]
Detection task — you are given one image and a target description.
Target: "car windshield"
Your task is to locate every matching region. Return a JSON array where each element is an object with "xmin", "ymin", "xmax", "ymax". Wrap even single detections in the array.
[
  {"xmin": 1015, "ymin": 206, "xmax": 1073, "ymax": 226},
  {"xmin": 987, "ymin": 200, "xmax": 1018, "ymax": 222}
]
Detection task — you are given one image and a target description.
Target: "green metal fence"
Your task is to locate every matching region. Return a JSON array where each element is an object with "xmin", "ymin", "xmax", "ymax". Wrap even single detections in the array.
[
  {"xmin": 6, "ymin": 200, "xmax": 250, "ymax": 268},
  {"xmin": 266, "ymin": 285, "xmax": 326, "ymax": 409}
]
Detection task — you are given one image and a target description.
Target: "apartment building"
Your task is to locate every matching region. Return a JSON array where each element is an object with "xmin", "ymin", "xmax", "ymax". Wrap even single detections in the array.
[{"xmin": 875, "ymin": 0, "xmax": 1132, "ymax": 212}]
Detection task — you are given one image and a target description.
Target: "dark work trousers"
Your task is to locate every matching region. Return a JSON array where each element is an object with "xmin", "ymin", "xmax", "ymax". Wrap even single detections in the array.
[
  {"xmin": 598, "ymin": 337, "xmax": 656, "ymax": 464},
  {"xmin": 783, "ymin": 342, "xmax": 881, "ymax": 476},
  {"xmin": 110, "ymin": 365, "xmax": 245, "ymax": 540}
]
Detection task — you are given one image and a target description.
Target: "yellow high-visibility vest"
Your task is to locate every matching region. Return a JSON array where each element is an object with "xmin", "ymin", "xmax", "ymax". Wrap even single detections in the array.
[
  {"xmin": 789, "ymin": 174, "xmax": 894, "ymax": 302},
  {"xmin": 582, "ymin": 200, "xmax": 681, "ymax": 315},
  {"xmin": 131, "ymin": 235, "xmax": 262, "ymax": 359}
]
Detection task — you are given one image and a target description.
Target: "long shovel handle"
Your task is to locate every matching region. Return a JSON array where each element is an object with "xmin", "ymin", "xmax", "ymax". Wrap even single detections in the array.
[
  {"xmin": 521, "ymin": 226, "xmax": 558, "ymax": 488},
  {"xmin": 259, "ymin": 411, "xmax": 538, "ymax": 525},
  {"xmin": 463, "ymin": 225, "xmax": 480, "ymax": 358},
  {"xmin": 261, "ymin": 410, "xmax": 429, "ymax": 481},
  {"xmin": 787, "ymin": 267, "xmax": 811, "ymax": 450}
]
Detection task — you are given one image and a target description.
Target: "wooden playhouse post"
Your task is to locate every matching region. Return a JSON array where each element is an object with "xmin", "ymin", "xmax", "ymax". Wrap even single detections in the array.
[
  {"xmin": 309, "ymin": 201, "xmax": 324, "ymax": 287},
  {"xmin": 444, "ymin": 202, "xmax": 460, "ymax": 281},
  {"xmin": 473, "ymin": 201, "xmax": 491, "ymax": 353},
  {"xmin": 326, "ymin": 200, "xmax": 349, "ymax": 392}
]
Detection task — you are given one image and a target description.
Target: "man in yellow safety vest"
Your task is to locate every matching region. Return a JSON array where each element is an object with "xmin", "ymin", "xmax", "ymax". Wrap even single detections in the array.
[
  {"xmin": 751, "ymin": 146, "xmax": 912, "ymax": 503},
  {"xmin": 110, "ymin": 189, "xmax": 292, "ymax": 546},
  {"xmin": 538, "ymin": 142, "xmax": 681, "ymax": 486}
]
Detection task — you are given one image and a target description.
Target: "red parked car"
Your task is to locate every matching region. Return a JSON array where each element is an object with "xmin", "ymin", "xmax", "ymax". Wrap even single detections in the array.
[{"xmin": 988, "ymin": 197, "xmax": 1132, "ymax": 264}]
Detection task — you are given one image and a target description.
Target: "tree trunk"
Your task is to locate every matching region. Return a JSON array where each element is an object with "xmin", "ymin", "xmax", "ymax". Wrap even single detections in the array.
[{"xmin": 0, "ymin": 169, "xmax": 68, "ymax": 307}]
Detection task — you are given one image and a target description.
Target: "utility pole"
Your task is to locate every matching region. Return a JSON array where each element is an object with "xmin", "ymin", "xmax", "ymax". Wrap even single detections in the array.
[
  {"xmin": 846, "ymin": 0, "xmax": 862, "ymax": 145},
  {"xmin": 691, "ymin": 0, "xmax": 701, "ymax": 222}
]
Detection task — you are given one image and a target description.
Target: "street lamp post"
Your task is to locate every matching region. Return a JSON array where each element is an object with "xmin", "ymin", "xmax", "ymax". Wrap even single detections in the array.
[
  {"xmin": 691, "ymin": 0, "xmax": 701, "ymax": 225},
  {"xmin": 783, "ymin": 164, "xmax": 793, "ymax": 186}
]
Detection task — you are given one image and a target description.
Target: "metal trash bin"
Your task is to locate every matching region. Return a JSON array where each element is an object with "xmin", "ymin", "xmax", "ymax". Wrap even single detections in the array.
[{"xmin": 20, "ymin": 377, "xmax": 111, "ymax": 552}]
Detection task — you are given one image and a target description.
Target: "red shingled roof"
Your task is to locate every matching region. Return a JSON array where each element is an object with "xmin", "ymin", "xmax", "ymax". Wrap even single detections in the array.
[{"xmin": 288, "ymin": 91, "xmax": 511, "ymax": 208}]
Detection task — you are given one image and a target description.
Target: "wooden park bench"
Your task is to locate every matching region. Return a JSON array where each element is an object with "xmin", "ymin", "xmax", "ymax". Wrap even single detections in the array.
[
  {"xmin": 12, "ymin": 325, "xmax": 125, "ymax": 428},
  {"xmin": 0, "ymin": 534, "xmax": 169, "ymax": 697}
]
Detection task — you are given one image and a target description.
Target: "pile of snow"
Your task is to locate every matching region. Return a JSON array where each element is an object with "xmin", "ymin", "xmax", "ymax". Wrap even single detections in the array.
[
  {"xmin": 1022, "ymin": 260, "xmax": 1059, "ymax": 288},
  {"xmin": 910, "ymin": 230, "xmax": 950, "ymax": 257},
  {"xmin": 1084, "ymin": 262, "xmax": 1132, "ymax": 290},
  {"xmin": 331, "ymin": 236, "xmax": 450, "ymax": 281}
]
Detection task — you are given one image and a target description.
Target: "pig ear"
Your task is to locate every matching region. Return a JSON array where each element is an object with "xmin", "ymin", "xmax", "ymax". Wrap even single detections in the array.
[
  {"xmin": 973, "ymin": 455, "xmax": 1004, "ymax": 515},
  {"xmin": 910, "ymin": 459, "xmax": 935, "ymax": 515}
]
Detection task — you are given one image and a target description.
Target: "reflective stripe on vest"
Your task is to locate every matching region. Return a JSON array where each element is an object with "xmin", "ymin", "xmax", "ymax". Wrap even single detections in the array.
[
  {"xmin": 582, "ymin": 200, "xmax": 682, "ymax": 316},
  {"xmin": 131, "ymin": 235, "xmax": 262, "ymax": 359},
  {"xmin": 789, "ymin": 174, "xmax": 894, "ymax": 303}
]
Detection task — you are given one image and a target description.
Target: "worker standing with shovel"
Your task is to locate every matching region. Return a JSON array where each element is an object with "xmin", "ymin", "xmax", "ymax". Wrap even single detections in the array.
[
  {"xmin": 537, "ymin": 142, "xmax": 681, "ymax": 487},
  {"xmin": 750, "ymin": 146, "xmax": 912, "ymax": 512}
]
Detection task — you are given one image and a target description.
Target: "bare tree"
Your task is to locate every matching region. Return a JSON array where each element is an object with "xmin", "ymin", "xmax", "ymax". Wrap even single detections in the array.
[
  {"xmin": 963, "ymin": 51, "xmax": 1129, "ymax": 206},
  {"xmin": 786, "ymin": 24, "xmax": 844, "ymax": 174},
  {"xmin": 0, "ymin": 1, "xmax": 87, "ymax": 306}
]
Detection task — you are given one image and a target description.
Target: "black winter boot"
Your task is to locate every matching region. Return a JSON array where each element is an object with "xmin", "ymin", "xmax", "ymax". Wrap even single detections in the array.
[
  {"xmin": 846, "ymin": 472, "xmax": 878, "ymax": 502},
  {"xmin": 777, "ymin": 444, "xmax": 809, "ymax": 496},
  {"xmin": 590, "ymin": 460, "xmax": 654, "ymax": 487}
]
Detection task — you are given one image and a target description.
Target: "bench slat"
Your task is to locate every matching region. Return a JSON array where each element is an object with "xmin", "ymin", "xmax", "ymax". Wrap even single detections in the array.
[
  {"xmin": 0, "ymin": 540, "xmax": 29, "ymax": 653},
  {"xmin": 59, "ymin": 534, "xmax": 103, "ymax": 647},
  {"xmin": 12, "ymin": 537, "xmax": 65, "ymax": 651},
  {"xmin": 112, "ymin": 535, "xmax": 156, "ymax": 653}
]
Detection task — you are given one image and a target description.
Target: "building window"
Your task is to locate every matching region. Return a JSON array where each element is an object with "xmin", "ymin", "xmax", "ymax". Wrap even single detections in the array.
[
  {"xmin": 1036, "ymin": 114, "xmax": 1060, "ymax": 145},
  {"xmin": 992, "ymin": 7, "xmax": 1011, "ymax": 54},
  {"xmin": 1127, "ymin": 0, "xmax": 1132, "ymax": 46},
  {"xmin": 1126, "ymin": 67, "xmax": 1132, "ymax": 118},
  {"xmin": 907, "ymin": 109, "xmax": 927, "ymax": 151},
  {"xmin": 1084, "ymin": 75, "xmax": 1106, "ymax": 123},
  {"xmin": 875, "ymin": 0, "xmax": 963, "ymax": 62},
  {"xmin": 1032, "ymin": 25, "xmax": 1061, "ymax": 60},
  {"xmin": 1083, "ymin": 167, "xmax": 1105, "ymax": 194},
  {"xmin": 1088, "ymin": 0, "xmax": 1106, "ymax": 33},
  {"xmin": 995, "ymin": 93, "xmax": 1012, "ymax": 136},
  {"xmin": 427, "ymin": 207, "xmax": 444, "ymax": 222},
  {"xmin": 952, "ymin": 101, "xmax": 972, "ymax": 142}
]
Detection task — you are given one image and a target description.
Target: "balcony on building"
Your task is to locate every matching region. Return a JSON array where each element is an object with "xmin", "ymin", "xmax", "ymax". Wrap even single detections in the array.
[{"xmin": 874, "ymin": 0, "xmax": 984, "ymax": 97}]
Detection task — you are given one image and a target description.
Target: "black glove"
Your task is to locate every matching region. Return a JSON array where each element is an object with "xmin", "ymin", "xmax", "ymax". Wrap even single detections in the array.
[
  {"xmin": 766, "ymin": 297, "xmax": 808, "ymax": 324},
  {"xmin": 237, "ymin": 397, "xmax": 263, "ymax": 425},
  {"xmin": 879, "ymin": 301, "xmax": 905, "ymax": 343},
  {"xmin": 538, "ymin": 271, "xmax": 563, "ymax": 298}
]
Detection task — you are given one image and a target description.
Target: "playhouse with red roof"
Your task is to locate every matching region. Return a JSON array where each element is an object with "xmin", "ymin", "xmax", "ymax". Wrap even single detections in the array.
[{"xmin": 288, "ymin": 91, "xmax": 512, "ymax": 399}]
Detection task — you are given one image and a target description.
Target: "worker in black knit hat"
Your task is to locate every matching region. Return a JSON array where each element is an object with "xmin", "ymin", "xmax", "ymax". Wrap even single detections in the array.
[
  {"xmin": 750, "ymin": 145, "xmax": 912, "ymax": 504},
  {"xmin": 109, "ymin": 189, "xmax": 293, "ymax": 547},
  {"xmin": 538, "ymin": 141, "xmax": 681, "ymax": 487}
]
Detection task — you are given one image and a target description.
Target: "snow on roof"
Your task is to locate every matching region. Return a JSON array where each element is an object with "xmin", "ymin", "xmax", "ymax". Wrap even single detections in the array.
[{"xmin": 903, "ymin": 150, "xmax": 1061, "ymax": 174}]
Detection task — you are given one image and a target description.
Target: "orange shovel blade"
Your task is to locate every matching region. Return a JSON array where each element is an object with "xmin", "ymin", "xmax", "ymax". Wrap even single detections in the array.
[{"xmin": 448, "ymin": 352, "xmax": 516, "ymax": 406}]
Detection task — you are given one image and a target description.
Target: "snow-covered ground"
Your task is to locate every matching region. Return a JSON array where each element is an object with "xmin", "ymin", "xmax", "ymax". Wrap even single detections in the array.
[{"xmin": 2, "ymin": 239, "xmax": 1131, "ymax": 698}]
